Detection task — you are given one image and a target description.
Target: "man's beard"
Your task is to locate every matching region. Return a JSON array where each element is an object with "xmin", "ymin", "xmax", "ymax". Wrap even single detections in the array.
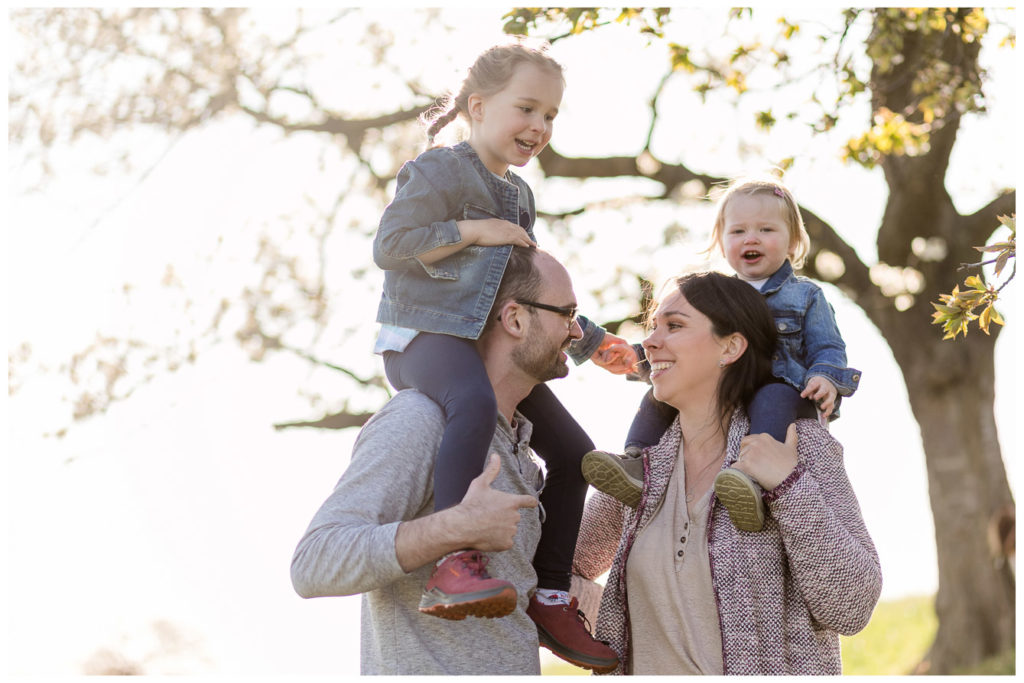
[{"xmin": 512, "ymin": 332, "xmax": 571, "ymax": 383}]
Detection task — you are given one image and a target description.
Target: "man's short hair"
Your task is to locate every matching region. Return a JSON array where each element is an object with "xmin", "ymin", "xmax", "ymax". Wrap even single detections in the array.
[{"xmin": 484, "ymin": 246, "xmax": 543, "ymax": 334}]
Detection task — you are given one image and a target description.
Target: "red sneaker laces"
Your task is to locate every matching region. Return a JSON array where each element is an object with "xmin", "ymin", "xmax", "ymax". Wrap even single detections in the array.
[{"xmin": 459, "ymin": 551, "xmax": 492, "ymax": 577}]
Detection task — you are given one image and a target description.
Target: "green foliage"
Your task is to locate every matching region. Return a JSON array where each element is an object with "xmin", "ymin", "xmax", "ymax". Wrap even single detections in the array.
[
  {"xmin": 844, "ymin": 8, "xmax": 990, "ymax": 169},
  {"xmin": 505, "ymin": 8, "xmax": 1003, "ymax": 168},
  {"xmin": 842, "ymin": 108, "xmax": 932, "ymax": 168},
  {"xmin": 931, "ymin": 215, "xmax": 1015, "ymax": 340},
  {"xmin": 502, "ymin": 7, "xmax": 671, "ymax": 39},
  {"xmin": 755, "ymin": 109, "xmax": 776, "ymax": 131}
]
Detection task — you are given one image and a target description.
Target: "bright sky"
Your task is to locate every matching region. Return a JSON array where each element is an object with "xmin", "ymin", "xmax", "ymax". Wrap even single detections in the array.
[{"xmin": 4, "ymin": 7, "xmax": 1018, "ymax": 677}]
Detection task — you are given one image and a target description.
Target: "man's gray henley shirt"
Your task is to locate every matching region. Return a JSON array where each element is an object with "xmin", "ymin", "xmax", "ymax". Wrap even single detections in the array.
[{"xmin": 291, "ymin": 389, "xmax": 545, "ymax": 675}]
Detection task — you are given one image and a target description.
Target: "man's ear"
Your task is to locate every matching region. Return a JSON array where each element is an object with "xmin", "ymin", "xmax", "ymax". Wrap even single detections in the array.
[
  {"xmin": 722, "ymin": 332, "xmax": 748, "ymax": 365},
  {"xmin": 496, "ymin": 301, "xmax": 528, "ymax": 339}
]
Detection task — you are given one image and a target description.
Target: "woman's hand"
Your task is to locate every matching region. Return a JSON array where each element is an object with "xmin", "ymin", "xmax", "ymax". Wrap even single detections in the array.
[
  {"xmin": 458, "ymin": 218, "xmax": 537, "ymax": 248},
  {"xmin": 591, "ymin": 334, "xmax": 638, "ymax": 375},
  {"xmin": 732, "ymin": 423, "xmax": 798, "ymax": 490},
  {"xmin": 801, "ymin": 375, "xmax": 838, "ymax": 419}
]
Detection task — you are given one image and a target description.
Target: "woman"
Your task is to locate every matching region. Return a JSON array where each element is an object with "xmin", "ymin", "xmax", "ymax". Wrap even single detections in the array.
[{"xmin": 573, "ymin": 271, "xmax": 881, "ymax": 675}]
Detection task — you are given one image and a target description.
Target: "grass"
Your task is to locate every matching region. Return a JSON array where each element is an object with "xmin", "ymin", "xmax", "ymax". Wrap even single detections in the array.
[
  {"xmin": 840, "ymin": 594, "xmax": 937, "ymax": 674},
  {"xmin": 540, "ymin": 594, "xmax": 1015, "ymax": 675}
]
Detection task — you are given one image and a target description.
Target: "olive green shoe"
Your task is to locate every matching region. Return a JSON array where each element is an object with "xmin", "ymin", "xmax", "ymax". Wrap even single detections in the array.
[
  {"xmin": 582, "ymin": 448, "xmax": 644, "ymax": 508},
  {"xmin": 713, "ymin": 468, "xmax": 765, "ymax": 532}
]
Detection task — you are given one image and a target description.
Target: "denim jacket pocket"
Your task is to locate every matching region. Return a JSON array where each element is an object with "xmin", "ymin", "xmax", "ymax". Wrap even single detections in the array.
[
  {"xmin": 774, "ymin": 316, "xmax": 803, "ymax": 357},
  {"xmin": 418, "ymin": 243, "xmax": 461, "ymax": 281},
  {"xmin": 463, "ymin": 202, "xmax": 501, "ymax": 221}
]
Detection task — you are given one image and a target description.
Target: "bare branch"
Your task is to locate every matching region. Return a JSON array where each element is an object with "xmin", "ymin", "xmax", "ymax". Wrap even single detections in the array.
[
  {"xmin": 274, "ymin": 409, "xmax": 374, "ymax": 431},
  {"xmin": 965, "ymin": 190, "xmax": 1017, "ymax": 244}
]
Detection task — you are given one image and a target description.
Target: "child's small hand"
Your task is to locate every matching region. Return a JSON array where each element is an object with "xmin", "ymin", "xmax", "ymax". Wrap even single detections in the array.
[
  {"xmin": 459, "ymin": 218, "xmax": 537, "ymax": 248},
  {"xmin": 592, "ymin": 333, "xmax": 638, "ymax": 375},
  {"xmin": 801, "ymin": 375, "xmax": 838, "ymax": 419}
]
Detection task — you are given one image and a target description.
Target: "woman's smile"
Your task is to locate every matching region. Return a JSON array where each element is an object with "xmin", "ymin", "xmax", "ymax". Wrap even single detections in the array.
[{"xmin": 648, "ymin": 360, "xmax": 675, "ymax": 380}]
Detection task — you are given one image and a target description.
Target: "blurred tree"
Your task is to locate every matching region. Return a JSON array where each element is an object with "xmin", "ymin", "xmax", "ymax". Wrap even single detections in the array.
[
  {"xmin": 7, "ymin": 6, "xmax": 1015, "ymax": 673},
  {"xmin": 505, "ymin": 8, "xmax": 1016, "ymax": 673}
]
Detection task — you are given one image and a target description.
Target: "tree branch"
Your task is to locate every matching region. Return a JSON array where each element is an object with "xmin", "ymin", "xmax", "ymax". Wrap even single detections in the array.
[
  {"xmin": 799, "ymin": 206, "xmax": 883, "ymax": 312},
  {"xmin": 965, "ymin": 189, "xmax": 1016, "ymax": 245},
  {"xmin": 274, "ymin": 409, "xmax": 374, "ymax": 431},
  {"xmin": 536, "ymin": 146, "xmax": 723, "ymax": 198}
]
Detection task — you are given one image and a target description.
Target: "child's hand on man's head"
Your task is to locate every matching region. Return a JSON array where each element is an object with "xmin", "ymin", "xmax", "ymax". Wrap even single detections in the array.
[
  {"xmin": 459, "ymin": 218, "xmax": 537, "ymax": 248},
  {"xmin": 801, "ymin": 375, "xmax": 838, "ymax": 419}
]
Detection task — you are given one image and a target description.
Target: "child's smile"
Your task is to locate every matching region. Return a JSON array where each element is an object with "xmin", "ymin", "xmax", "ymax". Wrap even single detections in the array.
[{"xmin": 468, "ymin": 62, "xmax": 564, "ymax": 176}]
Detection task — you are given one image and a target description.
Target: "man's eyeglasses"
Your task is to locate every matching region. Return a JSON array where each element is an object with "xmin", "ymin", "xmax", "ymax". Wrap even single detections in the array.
[{"xmin": 515, "ymin": 299, "xmax": 579, "ymax": 330}]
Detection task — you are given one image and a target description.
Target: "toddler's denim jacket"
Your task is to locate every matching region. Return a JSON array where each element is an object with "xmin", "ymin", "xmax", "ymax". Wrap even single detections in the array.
[
  {"xmin": 373, "ymin": 141, "xmax": 603, "ymax": 363},
  {"xmin": 762, "ymin": 260, "xmax": 861, "ymax": 399}
]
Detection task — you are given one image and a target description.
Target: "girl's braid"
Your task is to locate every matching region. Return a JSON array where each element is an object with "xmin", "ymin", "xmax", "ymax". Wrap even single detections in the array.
[{"xmin": 426, "ymin": 107, "xmax": 460, "ymax": 148}]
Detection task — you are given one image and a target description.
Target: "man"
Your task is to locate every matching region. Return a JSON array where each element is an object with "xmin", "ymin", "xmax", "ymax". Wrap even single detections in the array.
[{"xmin": 290, "ymin": 247, "xmax": 617, "ymax": 675}]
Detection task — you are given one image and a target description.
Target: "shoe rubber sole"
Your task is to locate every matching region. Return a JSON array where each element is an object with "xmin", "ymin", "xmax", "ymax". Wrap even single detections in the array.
[
  {"xmin": 418, "ymin": 585, "xmax": 517, "ymax": 621},
  {"xmin": 535, "ymin": 623, "xmax": 619, "ymax": 673},
  {"xmin": 581, "ymin": 451, "xmax": 643, "ymax": 508},
  {"xmin": 713, "ymin": 468, "xmax": 765, "ymax": 532}
]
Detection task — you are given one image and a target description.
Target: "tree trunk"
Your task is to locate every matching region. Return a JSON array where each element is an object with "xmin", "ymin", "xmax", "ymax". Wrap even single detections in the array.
[
  {"xmin": 891, "ymin": 324, "xmax": 1015, "ymax": 672},
  {"xmin": 861, "ymin": 10, "xmax": 1016, "ymax": 670}
]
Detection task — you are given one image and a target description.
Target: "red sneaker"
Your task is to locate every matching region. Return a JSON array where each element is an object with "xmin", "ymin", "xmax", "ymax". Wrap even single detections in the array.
[
  {"xmin": 527, "ymin": 595, "xmax": 619, "ymax": 673},
  {"xmin": 418, "ymin": 550, "xmax": 517, "ymax": 620}
]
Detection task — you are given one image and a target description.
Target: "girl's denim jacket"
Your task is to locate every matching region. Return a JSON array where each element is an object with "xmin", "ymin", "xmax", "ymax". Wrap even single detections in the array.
[
  {"xmin": 761, "ymin": 259, "xmax": 861, "ymax": 404},
  {"xmin": 373, "ymin": 141, "xmax": 603, "ymax": 363}
]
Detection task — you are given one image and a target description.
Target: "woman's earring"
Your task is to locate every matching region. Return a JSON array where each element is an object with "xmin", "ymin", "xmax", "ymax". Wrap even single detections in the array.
[{"xmin": 718, "ymin": 359, "xmax": 726, "ymax": 368}]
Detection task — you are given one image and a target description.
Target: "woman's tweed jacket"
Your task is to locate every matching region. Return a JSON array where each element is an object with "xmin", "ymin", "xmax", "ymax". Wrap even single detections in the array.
[{"xmin": 573, "ymin": 410, "xmax": 882, "ymax": 675}]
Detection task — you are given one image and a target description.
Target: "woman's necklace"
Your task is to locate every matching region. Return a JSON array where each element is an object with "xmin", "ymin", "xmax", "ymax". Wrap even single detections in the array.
[{"xmin": 684, "ymin": 450, "xmax": 725, "ymax": 503}]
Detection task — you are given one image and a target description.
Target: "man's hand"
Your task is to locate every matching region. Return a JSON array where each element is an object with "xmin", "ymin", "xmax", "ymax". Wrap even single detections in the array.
[
  {"xmin": 731, "ymin": 424, "xmax": 799, "ymax": 490},
  {"xmin": 394, "ymin": 454, "xmax": 539, "ymax": 573},
  {"xmin": 456, "ymin": 453, "xmax": 540, "ymax": 551},
  {"xmin": 591, "ymin": 333, "xmax": 638, "ymax": 375},
  {"xmin": 801, "ymin": 375, "xmax": 839, "ymax": 419}
]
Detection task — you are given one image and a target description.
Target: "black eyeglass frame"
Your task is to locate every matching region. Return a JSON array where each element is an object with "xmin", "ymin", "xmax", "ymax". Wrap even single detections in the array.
[{"xmin": 513, "ymin": 299, "xmax": 579, "ymax": 328}]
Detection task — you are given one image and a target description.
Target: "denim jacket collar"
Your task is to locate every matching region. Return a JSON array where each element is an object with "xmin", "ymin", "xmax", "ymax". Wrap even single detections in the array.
[
  {"xmin": 760, "ymin": 259, "xmax": 795, "ymax": 295},
  {"xmin": 451, "ymin": 141, "xmax": 513, "ymax": 199}
]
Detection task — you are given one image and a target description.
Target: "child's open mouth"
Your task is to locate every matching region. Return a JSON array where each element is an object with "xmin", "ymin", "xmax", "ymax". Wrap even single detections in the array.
[{"xmin": 515, "ymin": 138, "xmax": 537, "ymax": 153}]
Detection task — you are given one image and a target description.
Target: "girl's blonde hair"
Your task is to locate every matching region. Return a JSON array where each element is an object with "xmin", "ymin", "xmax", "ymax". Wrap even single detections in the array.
[
  {"xmin": 707, "ymin": 177, "xmax": 811, "ymax": 269},
  {"xmin": 424, "ymin": 41, "xmax": 564, "ymax": 148}
]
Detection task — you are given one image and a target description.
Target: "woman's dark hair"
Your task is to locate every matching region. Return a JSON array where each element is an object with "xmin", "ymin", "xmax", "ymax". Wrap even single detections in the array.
[{"xmin": 672, "ymin": 271, "xmax": 777, "ymax": 419}]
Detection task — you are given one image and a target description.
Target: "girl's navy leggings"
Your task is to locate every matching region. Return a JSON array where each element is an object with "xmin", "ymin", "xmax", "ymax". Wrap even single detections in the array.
[{"xmin": 383, "ymin": 331, "xmax": 591, "ymax": 592}]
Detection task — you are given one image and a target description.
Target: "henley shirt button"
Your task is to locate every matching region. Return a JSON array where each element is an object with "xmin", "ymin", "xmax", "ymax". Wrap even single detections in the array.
[
  {"xmin": 680, "ymin": 536, "xmax": 686, "ymax": 544},
  {"xmin": 677, "ymin": 550, "xmax": 684, "ymax": 557}
]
